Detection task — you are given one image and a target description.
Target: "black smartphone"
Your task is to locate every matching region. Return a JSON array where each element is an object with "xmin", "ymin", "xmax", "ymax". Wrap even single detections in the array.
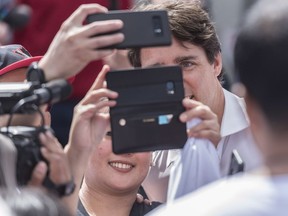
[
  {"xmin": 228, "ymin": 149, "xmax": 245, "ymax": 175},
  {"xmin": 106, "ymin": 66, "xmax": 187, "ymax": 154},
  {"xmin": 86, "ymin": 10, "xmax": 172, "ymax": 49}
]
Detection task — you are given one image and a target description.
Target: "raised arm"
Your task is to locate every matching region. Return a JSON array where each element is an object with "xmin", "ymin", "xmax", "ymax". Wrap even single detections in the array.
[{"xmin": 38, "ymin": 4, "xmax": 124, "ymax": 81}]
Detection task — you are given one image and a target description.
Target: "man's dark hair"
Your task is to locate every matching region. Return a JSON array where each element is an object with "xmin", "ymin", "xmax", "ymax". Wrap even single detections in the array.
[
  {"xmin": 234, "ymin": 0, "xmax": 288, "ymax": 132},
  {"xmin": 128, "ymin": 0, "xmax": 223, "ymax": 81}
]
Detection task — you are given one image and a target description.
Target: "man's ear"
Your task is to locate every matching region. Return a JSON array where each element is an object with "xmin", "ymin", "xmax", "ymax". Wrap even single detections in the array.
[{"xmin": 213, "ymin": 52, "xmax": 223, "ymax": 77}]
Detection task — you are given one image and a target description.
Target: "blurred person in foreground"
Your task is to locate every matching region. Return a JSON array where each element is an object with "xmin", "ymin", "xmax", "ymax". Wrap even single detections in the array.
[{"xmin": 147, "ymin": 0, "xmax": 288, "ymax": 215}]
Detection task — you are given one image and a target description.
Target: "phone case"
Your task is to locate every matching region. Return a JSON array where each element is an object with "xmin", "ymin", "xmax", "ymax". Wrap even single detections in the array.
[
  {"xmin": 86, "ymin": 10, "xmax": 172, "ymax": 49},
  {"xmin": 106, "ymin": 66, "xmax": 187, "ymax": 154}
]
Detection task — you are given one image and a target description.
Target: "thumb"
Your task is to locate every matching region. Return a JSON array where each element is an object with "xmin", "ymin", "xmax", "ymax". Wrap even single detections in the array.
[{"xmin": 27, "ymin": 161, "xmax": 48, "ymax": 187}]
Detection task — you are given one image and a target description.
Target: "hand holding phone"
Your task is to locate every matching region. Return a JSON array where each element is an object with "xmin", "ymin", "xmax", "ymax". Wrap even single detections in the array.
[{"xmin": 86, "ymin": 10, "xmax": 172, "ymax": 49}]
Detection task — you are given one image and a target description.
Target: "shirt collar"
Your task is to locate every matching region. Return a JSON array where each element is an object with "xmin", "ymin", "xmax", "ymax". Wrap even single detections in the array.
[{"xmin": 221, "ymin": 89, "xmax": 250, "ymax": 137}]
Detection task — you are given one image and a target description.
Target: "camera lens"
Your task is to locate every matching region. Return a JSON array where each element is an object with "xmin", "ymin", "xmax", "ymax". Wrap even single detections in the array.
[{"xmin": 153, "ymin": 16, "xmax": 163, "ymax": 36}]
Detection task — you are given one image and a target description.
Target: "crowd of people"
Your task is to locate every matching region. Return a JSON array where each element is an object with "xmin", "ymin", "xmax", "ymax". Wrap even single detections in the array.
[{"xmin": 1, "ymin": 0, "xmax": 288, "ymax": 215}]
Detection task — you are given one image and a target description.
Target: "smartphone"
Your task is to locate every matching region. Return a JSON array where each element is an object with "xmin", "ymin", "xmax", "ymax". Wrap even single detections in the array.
[
  {"xmin": 228, "ymin": 149, "xmax": 245, "ymax": 175},
  {"xmin": 106, "ymin": 66, "xmax": 187, "ymax": 154},
  {"xmin": 86, "ymin": 10, "xmax": 172, "ymax": 49}
]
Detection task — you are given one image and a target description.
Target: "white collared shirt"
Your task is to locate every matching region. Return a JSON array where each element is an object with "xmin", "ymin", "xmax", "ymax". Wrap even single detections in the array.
[
  {"xmin": 167, "ymin": 118, "xmax": 221, "ymax": 201},
  {"xmin": 143, "ymin": 89, "xmax": 263, "ymax": 202},
  {"xmin": 217, "ymin": 89, "xmax": 262, "ymax": 175}
]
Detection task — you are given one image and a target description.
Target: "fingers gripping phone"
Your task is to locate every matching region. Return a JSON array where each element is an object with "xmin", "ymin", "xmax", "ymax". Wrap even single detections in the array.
[{"xmin": 86, "ymin": 10, "xmax": 172, "ymax": 49}]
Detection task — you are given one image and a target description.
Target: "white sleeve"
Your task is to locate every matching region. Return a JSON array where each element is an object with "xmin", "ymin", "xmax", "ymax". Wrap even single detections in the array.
[{"xmin": 167, "ymin": 118, "xmax": 221, "ymax": 201}]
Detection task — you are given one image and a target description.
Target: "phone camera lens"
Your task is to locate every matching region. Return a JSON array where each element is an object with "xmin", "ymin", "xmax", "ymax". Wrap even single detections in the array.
[
  {"xmin": 166, "ymin": 81, "xmax": 175, "ymax": 94},
  {"xmin": 153, "ymin": 16, "xmax": 163, "ymax": 36}
]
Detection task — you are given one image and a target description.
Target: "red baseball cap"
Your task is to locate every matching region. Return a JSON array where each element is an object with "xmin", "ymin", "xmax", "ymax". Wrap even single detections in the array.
[
  {"xmin": 0, "ymin": 44, "xmax": 75, "ymax": 83},
  {"xmin": 0, "ymin": 44, "xmax": 42, "ymax": 76}
]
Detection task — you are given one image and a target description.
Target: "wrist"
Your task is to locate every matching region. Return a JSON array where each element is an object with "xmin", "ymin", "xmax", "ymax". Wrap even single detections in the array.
[
  {"xmin": 43, "ymin": 177, "xmax": 76, "ymax": 197},
  {"xmin": 38, "ymin": 57, "xmax": 58, "ymax": 81}
]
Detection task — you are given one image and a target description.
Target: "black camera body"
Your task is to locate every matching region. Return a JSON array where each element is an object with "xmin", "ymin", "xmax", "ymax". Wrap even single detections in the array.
[
  {"xmin": 0, "ymin": 126, "xmax": 52, "ymax": 186},
  {"xmin": 0, "ymin": 79, "xmax": 73, "ymax": 195},
  {"xmin": 0, "ymin": 82, "xmax": 35, "ymax": 115},
  {"xmin": 0, "ymin": 79, "xmax": 72, "ymax": 115}
]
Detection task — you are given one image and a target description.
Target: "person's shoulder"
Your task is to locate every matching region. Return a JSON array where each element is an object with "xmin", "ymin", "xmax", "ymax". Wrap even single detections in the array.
[
  {"xmin": 147, "ymin": 174, "xmax": 252, "ymax": 215},
  {"xmin": 174, "ymin": 174, "xmax": 263, "ymax": 204}
]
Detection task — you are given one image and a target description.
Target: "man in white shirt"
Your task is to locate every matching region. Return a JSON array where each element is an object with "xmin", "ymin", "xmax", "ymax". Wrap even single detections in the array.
[
  {"xmin": 128, "ymin": 0, "xmax": 262, "ymax": 202},
  {"xmin": 147, "ymin": 0, "xmax": 288, "ymax": 215}
]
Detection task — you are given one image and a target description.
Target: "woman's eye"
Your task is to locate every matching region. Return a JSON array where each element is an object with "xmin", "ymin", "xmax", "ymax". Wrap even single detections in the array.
[{"xmin": 106, "ymin": 131, "xmax": 112, "ymax": 137}]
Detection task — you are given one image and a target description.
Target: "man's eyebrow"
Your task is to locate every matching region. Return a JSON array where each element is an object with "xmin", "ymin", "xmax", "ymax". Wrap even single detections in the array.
[
  {"xmin": 145, "ymin": 63, "xmax": 163, "ymax": 67},
  {"xmin": 175, "ymin": 56, "xmax": 198, "ymax": 64},
  {"xmin": 144, "ymin": 56, "xmax": 198, "ymax": 67}
]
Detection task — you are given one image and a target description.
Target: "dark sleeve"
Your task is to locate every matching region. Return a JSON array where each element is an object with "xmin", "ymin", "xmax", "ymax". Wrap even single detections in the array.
[
  {"xmin": 129, "ymin": 201, "xmax": 163, "ymax": 216},
  {"xmin": 77, "ymin": 199, "xmax": 89, "ymax": 216},
  {"xmin": 138, "ymin": 185, "xmax": 149, "ymax": 200}
]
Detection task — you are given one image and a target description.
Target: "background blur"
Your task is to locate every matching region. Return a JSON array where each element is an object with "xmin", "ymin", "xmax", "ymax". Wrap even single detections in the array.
[{"xmin": 211, "ymin": 0, "xmax": 258, "ymax": 83}]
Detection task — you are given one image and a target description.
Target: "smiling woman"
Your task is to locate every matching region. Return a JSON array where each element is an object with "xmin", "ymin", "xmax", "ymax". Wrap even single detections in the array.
[
  {"xmin": 77, "ymin": 119, "xmax": 162, "ymax": 216},
  {"xmin": 64, "ymin": 65, "xmax": 162, "ymax": 216}
]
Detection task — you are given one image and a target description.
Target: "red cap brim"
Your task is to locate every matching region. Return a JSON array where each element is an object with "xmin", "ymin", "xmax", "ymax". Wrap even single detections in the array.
[
  {"xmin": 0, "ymin": 56, "xmax": 42, "ymax": 76},
  {"xmin": 0, "ymin": 55, "xmax": 75, "ymax": 84}
]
